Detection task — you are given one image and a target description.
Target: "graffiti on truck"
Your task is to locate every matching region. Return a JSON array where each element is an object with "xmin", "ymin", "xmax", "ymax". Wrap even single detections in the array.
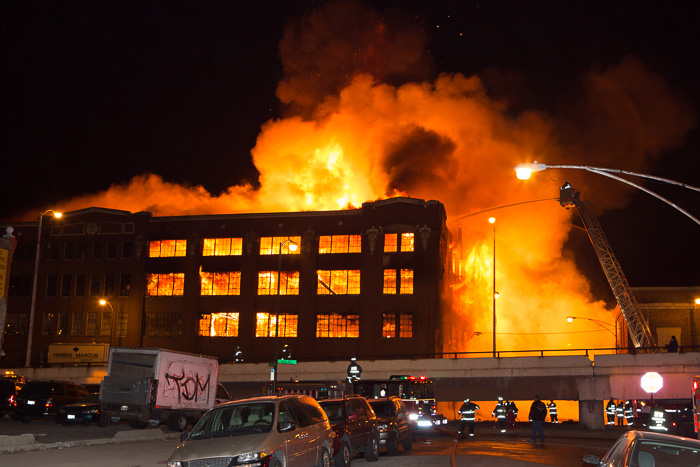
[{"xmin": 163, "ymin": 362, "xmax": 213, "ymax": 405}]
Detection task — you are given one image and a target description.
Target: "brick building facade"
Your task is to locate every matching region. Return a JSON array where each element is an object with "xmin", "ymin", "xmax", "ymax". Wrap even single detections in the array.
[{"xmin": 1, "ymin": 197, "xmax": 452, "ymax": 367}]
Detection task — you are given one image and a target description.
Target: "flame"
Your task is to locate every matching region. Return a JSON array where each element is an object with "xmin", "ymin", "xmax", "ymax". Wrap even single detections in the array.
[{"xmin": 26, "ymin": 2, "xmax": 695, "ymax": 355}]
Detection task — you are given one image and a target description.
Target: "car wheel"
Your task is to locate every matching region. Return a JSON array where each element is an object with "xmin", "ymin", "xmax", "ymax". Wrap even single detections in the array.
[
  {"xmin": 318, "ymin": 446, "xmax": 331, "ymax": 467},
  {"xmin": 387, "ymin": 430, "xmax": 399, "ymax": 456},
  {"xmin": 97, "ymin": 413, "xmax": 110, "ymax": 427},
  {"xmin": 401, "ymin": 432, "xmax": 412, "ymax": 451},
  {"xmin": 168, "ymin": 413, "xmax": 188, "ymax": 432},
  {"xmin": 364, "ymin": 432, "xmax": 379, "ymax": 462},
  {"xmin": 334, "ymin": 440, "xmax": 352, "ymax": 467},
  {"xmin": 271, "ymin": 458, "xmax": 282, "ymax": 467}
]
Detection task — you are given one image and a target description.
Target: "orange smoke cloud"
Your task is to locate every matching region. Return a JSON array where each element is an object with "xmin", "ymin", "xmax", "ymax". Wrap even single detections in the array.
[{"xmin": 39, "ymin": 2, "xmax": 694, "ymax": 354}]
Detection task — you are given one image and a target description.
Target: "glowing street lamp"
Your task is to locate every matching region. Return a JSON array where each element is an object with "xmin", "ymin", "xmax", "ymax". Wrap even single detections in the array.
[
  {"xmin": 26, "ymin": 209, "xmax": 62, "ymax": 367},
  {"xmin": 566, "ymin": 316, "xmax": 617, "ymax": 348},
  {"xmin": 272, "ymin": 239, "xmax": 298, "ymax": 393},
  {"xmin": 641, "ymin": 372, "xmax": 663, "ymax": 404},
  {"xmin": 99, "ymin": 299, "xmax": 116, "ymax": 345},
  {"xmin": 514, "ymin": 162, "xmax": 700, "ymax": 226}
]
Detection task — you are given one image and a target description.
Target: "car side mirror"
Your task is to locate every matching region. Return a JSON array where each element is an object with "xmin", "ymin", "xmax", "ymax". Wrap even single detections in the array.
[
  {"xmin": 582, "ymin": 455, "xmax": 602, "ymax": 466},
  {"xmin": 180, "ymin": 431, "xmax": 189, "ymax": 442},
  {"xmin": 279, "ymin": 420, "xmax": 296, "ymax": 432}
]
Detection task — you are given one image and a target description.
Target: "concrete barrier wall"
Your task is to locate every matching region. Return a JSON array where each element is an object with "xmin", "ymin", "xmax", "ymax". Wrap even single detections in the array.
[{"xmin": 9, "ymin": 351, "xmax": 699, "ymax": 401}]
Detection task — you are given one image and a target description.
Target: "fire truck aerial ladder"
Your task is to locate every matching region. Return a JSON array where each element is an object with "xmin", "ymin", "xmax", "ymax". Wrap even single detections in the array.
[{"xmin": 559, "ymin": 181, "xmax": 655, "ymax": 348}]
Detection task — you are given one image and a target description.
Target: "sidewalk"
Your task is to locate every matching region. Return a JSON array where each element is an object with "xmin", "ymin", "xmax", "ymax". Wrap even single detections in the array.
[{"xmin": 0, "ymin": 427, "xmax": 181, "ymax": 454}]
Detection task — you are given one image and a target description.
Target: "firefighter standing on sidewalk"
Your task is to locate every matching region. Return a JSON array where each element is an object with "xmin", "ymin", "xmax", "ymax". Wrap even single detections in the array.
[
  {"xmin": 606, "ymin": 400, "xmax": 617, "ymax": 425},
  {"xmin": 493, "ymin": 397, "xmax": 507, "ymax": 433},
  {"xmin": 616, "ymin": 401, "xmax": 625, "ymax": 426},
  {"xmin": 548, "ymin": 400, "xmax": 558, "ymax": 423},
  {"xmin": 624, "ymin": 400, "xmax": 634, "ymax": 426},
  {"xmin": 458, "ymin": 398, "xmax": 480, "ymax": 438}
]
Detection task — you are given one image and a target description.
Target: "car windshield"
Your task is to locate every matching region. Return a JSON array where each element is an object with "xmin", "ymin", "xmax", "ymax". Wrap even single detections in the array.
[
  {"xmin": 189, "ymin": 402, "xmax": 275, "ymax": 440},
  {"xmin": 319, "ymin": 401, "xmax": 345, "ymax": 422},
  {"xmin": 19, "ymin": 382, "xmax": 52, "ymax": 395},
  {"xmin": 634, "ymin": 439, "xmax": 700, "ymax": 465},
  {"xmin": 78, "ymin": 393, "xmax": 100, "ymax": 403},
  {"xmin": 369, "ymin": 401, "xmax": 394, "ymax": 417}
]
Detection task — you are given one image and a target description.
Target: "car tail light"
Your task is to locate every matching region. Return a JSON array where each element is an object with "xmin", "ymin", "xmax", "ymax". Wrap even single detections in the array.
[
  {"xmin": 10, "ymin": 395, "xmax": 16, "ymax": 407},
  {"xmin": 45, "ymin": 397, "xmax": 53, "ymax": 408}
]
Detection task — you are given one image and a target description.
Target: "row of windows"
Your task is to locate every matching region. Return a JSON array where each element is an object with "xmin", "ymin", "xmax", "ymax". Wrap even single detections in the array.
[
  {"xmin": 145, "ymin": 269, "xmax": 414, "ymax": 296},
  {"xmin": 9, "ymin": 274, "xmax": 131, "ymax": 298},
  {"xmin": 4, "ymin": 310, "xmax": 413, "ymax": 340},
  {"xmin": 44, "ymin": 241, "xmax": 134, "ymax": 261},
  {"xmin": 148, "ymin": 233, "xmax": 416, "ymax": 258},
  {"xmin": 197, "ymin": 312, "xmax": 413, "ymax": 338},
  {"xmin": 4, "ymin": 311, "xmax": 127, "ymax": 338},
  {"xmin": 14, "ymin": 232, "xmax": 415, "ymax": 264}
]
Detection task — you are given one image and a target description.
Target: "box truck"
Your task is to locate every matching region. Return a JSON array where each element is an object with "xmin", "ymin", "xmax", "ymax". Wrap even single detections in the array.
[{"xmin": 100, "ymin": 347, "xmax": 222, "ymax": 431}]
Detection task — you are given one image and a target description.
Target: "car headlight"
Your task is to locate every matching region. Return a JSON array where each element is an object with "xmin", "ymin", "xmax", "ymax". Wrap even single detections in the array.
[
  {"xmin": 237, "ymin": 451, "xmax": 268, "ymax": 465},
  {"xmin": 167, "ymin": 462, "xmax": 182, "ymax": 467},
  {"xmin": 377, "ymin": 423, "xmax": 388, "ymax": 432},
  {"xmin": 409, "ymin": 413, "xmax": 418, "ymax": 421}
]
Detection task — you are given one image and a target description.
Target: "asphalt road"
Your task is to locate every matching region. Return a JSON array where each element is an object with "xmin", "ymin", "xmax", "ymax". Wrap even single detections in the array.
[{"xmin": 0, "ymin": 417, "xmax": 619, "ymax": 466}]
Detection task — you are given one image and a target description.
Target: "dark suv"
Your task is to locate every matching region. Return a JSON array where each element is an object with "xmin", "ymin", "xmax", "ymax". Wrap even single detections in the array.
[
  {"xmin": 0, "ymin": 378, "xmax": 19, "ymax": 418},
  {"xmin": 14, "ymin": 380, "xmax": 90, "ymax": 422},
  {"xmin": 319, "ymin": 395, "xmax": 379, "ymax": 467},
  {"xmin": 368, "ymin": 396, "xmax": 412, "ymax": 455}
]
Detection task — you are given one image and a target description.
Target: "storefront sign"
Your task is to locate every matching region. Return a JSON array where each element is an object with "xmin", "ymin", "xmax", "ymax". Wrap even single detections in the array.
[{"xmin": 48, "ymin": 343, "xmax": 109, "ymax": 364}]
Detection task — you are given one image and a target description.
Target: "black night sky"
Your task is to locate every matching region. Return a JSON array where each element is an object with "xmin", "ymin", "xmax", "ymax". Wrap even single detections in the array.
[{"xmin": 2, "ymin": 1, "xmax": 698, "ymax": 293}]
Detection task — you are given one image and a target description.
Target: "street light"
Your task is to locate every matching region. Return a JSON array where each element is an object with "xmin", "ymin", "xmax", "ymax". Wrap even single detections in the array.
[
  {"xmin": 566, "ymin": 316, "xmax": 617, "ymax": 348},
  {"xmin": 26, "ymin": 209, "xmax": 62, "ymax": 367},
  {"xmin": 514, "ymin": 162, "xmax": 700, "ymax": 226},
  {"xmin": 99, "ymin": 299, "xmax": 116, "ymax": 346},
  {"xmin": 489, "ymin": 217, "xmax": 496, "ymax": 358},
  {"xmin": 272, "ymin": 239, "xmax": 298, "ymax": 393}
]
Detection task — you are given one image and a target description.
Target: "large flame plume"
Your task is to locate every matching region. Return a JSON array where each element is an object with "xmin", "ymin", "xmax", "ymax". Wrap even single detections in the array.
[{"xmin": 32, "ymin": 1, "xmax": 695, "ymax": 353}]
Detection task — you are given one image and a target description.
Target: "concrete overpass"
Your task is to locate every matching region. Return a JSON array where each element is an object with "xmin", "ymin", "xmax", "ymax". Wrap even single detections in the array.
[{"xmin": 12, "ymin": 352, "xmax": 700, "ymax": 430}]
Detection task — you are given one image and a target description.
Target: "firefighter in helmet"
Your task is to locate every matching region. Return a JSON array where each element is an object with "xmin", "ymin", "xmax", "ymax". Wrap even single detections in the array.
[
  {"xmin": 492, "ymin": 397, "xmax": 507, "ymax": 433},
  {"xmin": 616, "ymin": 400, "xmax": 625, "ymax": 426},
  {"xmin": 624, "ymin": 400, "xmax": 634, "ymax": 426},
  {"xmin": 605, "ymin": 400, "xmax": 617, "ymax": 425},
  {"xmin": 458, "ymin": 397, "xmax": 480, "ymax": 438},
  {"xmin": 548, "ymin": 400, "xmax": 558, "ymax": 423}
]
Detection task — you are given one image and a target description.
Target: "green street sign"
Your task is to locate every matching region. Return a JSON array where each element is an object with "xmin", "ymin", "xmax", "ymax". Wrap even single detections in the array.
[{"xmin": 277, "ymin": 358, "xmax": 297, "ymax": 365}]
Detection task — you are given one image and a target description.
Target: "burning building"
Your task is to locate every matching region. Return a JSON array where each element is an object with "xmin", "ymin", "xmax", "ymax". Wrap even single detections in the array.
[{"xmin": 2, "ymin": 197, "xmax": 454, "ymax": 366}]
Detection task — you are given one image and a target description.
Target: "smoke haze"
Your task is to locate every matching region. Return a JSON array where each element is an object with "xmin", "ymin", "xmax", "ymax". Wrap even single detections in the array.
[{"xmin": 31, "ymin": 1, "xmax": 696, "ymax": 353}]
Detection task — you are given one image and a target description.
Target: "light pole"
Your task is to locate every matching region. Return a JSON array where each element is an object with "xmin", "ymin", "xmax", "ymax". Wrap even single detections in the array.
[
  {"xmin": 272, "ymin": 239, "xmax": 298, "ymax": 393},
  {"xmin": 514, "ymin": 162, "xmax": 700, "ymax": 226},
  {"xmin": 566, "ymin": 316, "xmax": 617, "ymax": 348},
  {"xmin": 489, "ymin": 217, "xmax": 496, "ymax": 358},
  {"xmin": 26, "ymin": 209, "xmax": 62, "ymax": 367},
  {"xmin": 99, "ymin": 299, "xmax": 115, "ymax": 347}
]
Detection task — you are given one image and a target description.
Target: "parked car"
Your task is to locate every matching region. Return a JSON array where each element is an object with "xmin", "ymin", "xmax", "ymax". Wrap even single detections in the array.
[
  {"xmin": 2, "ymin": 371, "xmax": 25, "ymax": 388},
  {"xmin": 0, "ymin": 378, "xmax": 19, "ymax": 418},
  {"xmin": 167, "ymin": 394, "xmax": 333, "ymax": 467},
  {"xmin": 55, "ymin": 392, "xmax": 107, "ymax": 426},
  {"xmin": 583, "ymin": 430, "xmax": 700, "ymax": 466},
  {"xmin": 368, "ymin": 396, "xmax": 412, "ymax": 455},
  {"xmin": 13, "ymin": 380, "xmax": 90, "ymax": 422},
  {"xmin": 319, "ymin": 395, "xmax": 379, "ymax": 467}
]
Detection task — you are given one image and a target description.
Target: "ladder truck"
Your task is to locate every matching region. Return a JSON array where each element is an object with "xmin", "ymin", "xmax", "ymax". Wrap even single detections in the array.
[{"xmin": 559, "ymin": 181, "xmax": 655, "ymax": 349}]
